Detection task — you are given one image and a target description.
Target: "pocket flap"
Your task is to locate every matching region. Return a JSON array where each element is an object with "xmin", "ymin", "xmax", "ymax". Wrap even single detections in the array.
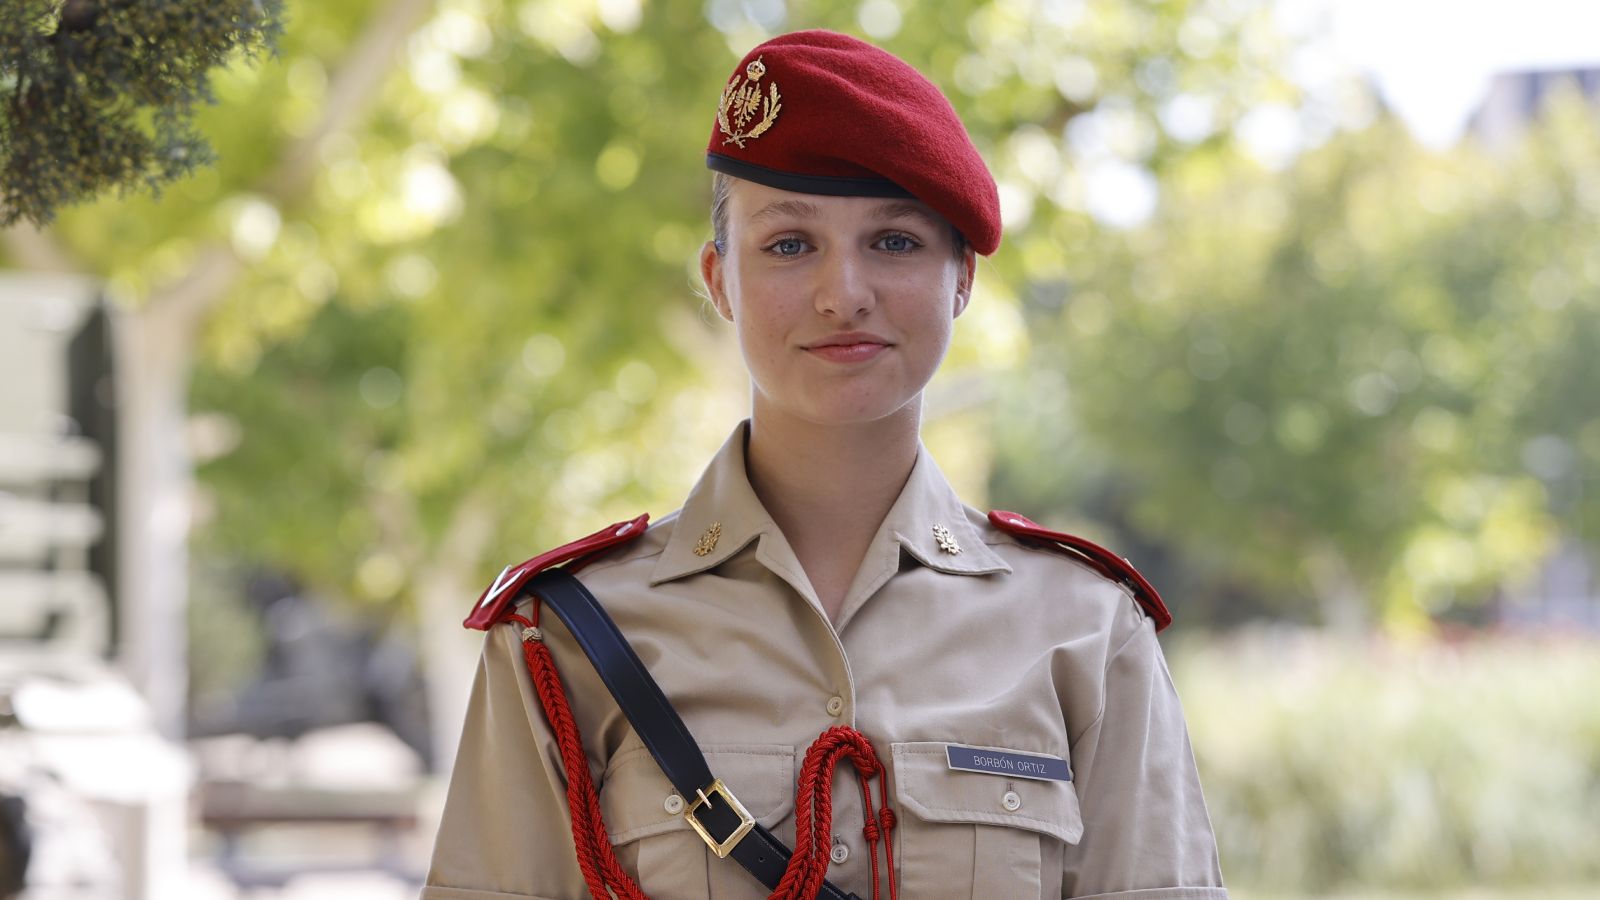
[
  {"xmin": 891, "ymin": 741, "xmax": 1083, "ymax": 844},
  {"xmin": 601, "ymin": 742, "xmax": 795, "ymax": 845}
]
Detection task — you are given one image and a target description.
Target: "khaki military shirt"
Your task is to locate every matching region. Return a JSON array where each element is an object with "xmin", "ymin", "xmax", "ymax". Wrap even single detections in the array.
[{"xmin": 424, "ymin": 422, "xmax": 1225, "ymax": 900}]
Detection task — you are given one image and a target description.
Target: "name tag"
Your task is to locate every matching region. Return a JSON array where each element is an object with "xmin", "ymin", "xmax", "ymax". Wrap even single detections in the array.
[{"xmin": 945, "ymin": 745, "xmax": 1072, "ymax": 783}]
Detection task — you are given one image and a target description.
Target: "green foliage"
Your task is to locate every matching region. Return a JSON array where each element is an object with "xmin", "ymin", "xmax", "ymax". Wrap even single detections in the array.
[
  {"xmin": 0, "ymin": 0, "xmax": 282, "ymax": 226},
  {"xmin": 1173, "ymin": 633, "xmax": 1600, "ymax": 893},
  {"xmin": 190, "ymin": 302, "xmax": 413, "ymax": 603},
  {"xmin": 162, "ymin": 0, "xmax": 1288, "ymax": 613},
  {"xmin": 27, "ymin": 0, "xmax": 1590, "ymax": 632},
  {"xmin": 186, "ymin": 0, "xmax": 744, "ymax": 607},
  {"xmin": 1001, "ymin": 95, "xmax": 1600, "ymax": 626}
]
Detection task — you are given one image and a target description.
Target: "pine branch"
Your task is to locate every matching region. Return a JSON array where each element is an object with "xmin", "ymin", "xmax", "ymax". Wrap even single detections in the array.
[{"xmin": 0, "ymin": 0, "xmax": 285, "ymax": 227}]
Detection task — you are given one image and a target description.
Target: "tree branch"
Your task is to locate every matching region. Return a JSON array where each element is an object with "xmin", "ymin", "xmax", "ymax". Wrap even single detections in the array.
[
  {"xmin": 260, "ymin": 0, "xmax": 437, "ymax": 201},
  {"xmin": 156, "ymin": 0, "xmax": 437, "ymax": 323},
  {"xmin": 4, "ymin": 0, "xmax": 437, "ymax": 307}
]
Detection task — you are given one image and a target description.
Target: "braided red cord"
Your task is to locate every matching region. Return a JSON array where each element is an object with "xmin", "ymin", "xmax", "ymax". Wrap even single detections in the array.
[
  {"xmin": 878, "ymin": 806, "xmax": 898, "ymax": 900},
  {"xmin": 506, "ymin": 609, "xmax": 897, "ymax": 900},
  {"xmin": 770, "ymin": 725, "xmax": 899, "ymax": 900},
  {"xmin": 506, "ymin": 612, "xmax": 647, "ymax": 900}
]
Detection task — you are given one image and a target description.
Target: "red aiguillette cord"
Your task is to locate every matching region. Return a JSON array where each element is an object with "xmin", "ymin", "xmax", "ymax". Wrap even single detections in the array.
[{"xmin": 505, "ymin": 607, "xmax": 897, "ymax": 900}]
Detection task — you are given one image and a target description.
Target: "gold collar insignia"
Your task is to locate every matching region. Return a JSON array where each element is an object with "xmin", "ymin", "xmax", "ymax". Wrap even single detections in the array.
[{"xmin": 693, "ymin": 522, "xmax": 723, "ymax": 557}]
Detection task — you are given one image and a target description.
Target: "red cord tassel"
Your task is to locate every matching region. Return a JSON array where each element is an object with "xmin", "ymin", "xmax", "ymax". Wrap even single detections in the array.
[{"xmin": 771, "ymin": 725, "xmax": 899, "ymax": 900}]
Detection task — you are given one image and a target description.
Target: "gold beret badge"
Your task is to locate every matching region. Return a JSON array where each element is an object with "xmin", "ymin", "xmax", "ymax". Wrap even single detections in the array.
[{"xmin": 717, "ymin": 57, "xmax": 782, "ymax": 148}]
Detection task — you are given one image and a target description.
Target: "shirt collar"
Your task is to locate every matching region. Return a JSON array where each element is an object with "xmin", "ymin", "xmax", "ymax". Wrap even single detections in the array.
[
  {"xmin": 651, "ymin": 422, "xmax": 772, "ymax": 585},
  {"xmin": 876, "ymin": 445, "xmax": 1011, "ymax": 578},
  {"xmin": 651, "ymin": 420, "xmax": 1010, "ymax": 586}
]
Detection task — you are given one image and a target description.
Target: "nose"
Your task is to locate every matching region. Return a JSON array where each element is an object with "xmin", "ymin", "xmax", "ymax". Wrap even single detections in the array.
[{"xmin": 813, "ymin": 248, "xmax": 874, "ymax": 319}]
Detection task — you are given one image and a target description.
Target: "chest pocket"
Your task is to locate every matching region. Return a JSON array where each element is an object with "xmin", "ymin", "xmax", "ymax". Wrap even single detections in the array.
[
  {"xmin": 600, "ymin": 742, "xmax": 795, "ymax": 899},
  {"xmin": 890, "ymin": 741, "xmax": 1083, "ymax": 899}
]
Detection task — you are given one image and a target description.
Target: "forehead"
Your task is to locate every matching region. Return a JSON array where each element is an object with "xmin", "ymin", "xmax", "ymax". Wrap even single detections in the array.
[{"xmin": 727, "ymin": 178, "xmax": 947, "ymax": 230}]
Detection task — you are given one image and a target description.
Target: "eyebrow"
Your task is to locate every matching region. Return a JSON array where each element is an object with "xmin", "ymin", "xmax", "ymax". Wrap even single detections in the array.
[
  {"xmin": 746, "ymin": 197, "xmax": 941, "ymax": 229},
  {"xmin": 748, "ymin": 198, "xmax": 821, "ymax": 224}
]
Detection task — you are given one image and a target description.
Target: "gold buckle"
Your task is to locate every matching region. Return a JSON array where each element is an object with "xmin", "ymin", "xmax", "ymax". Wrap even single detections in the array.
[{"xmin": 683, "ymin": 778, "xmax": 755, "ymax": 858}]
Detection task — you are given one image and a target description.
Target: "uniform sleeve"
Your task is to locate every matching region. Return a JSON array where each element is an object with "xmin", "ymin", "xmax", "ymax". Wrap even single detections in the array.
[
  {"xmin": 422, "ymin": 624, "xmax": 590, "ymax": 900},
  {"xmin": 1060, "ymin": 603, "xmax": 1227, "ymax": 900}
]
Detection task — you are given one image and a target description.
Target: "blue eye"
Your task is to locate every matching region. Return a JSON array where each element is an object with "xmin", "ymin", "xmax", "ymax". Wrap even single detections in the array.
[
  {"xmin": 877, "ymin": 233, "xmax": 919, "ymax": 254},
  {"xmin": 767, "ymin": 237, "xmax": 808, "ymax": 256}
]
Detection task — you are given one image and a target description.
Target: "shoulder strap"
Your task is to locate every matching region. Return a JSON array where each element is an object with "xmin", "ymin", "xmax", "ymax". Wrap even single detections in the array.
[
  {"xmin": 464, "ymin": 514, "xmax": 649, "ymax": 630},
  {"xmin": 989, "ymin": 510, "xmax": 1173, "ymax": 632},
  {"xmin": 528, "ymin": 569, "xmax": 862, "ymax": 900}
]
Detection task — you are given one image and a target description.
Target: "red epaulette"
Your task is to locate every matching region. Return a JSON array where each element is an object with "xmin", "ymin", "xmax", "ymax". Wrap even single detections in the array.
[
  {"xmin": 463, "ymin": 514, "xmax": 650, "ymax": 631},
  {"xmin": 988, "ymin": 510, "xmax": 1173, "ymax": 633}
]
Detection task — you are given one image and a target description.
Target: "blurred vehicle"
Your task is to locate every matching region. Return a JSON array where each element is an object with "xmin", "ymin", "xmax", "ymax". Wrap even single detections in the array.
[
  {"xmin": 0, "ymin": 651, "xmax": 189, "ymax": 900},
  {"xmin": 188, "ymin": 571, "xmax": 433, "ymax": 772},
  {"xmin": 186, "ymin": 575, "xmax": 430, "ymax": 891}
]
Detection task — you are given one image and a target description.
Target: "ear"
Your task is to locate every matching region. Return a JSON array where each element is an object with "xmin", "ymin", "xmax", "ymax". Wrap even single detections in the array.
[
  {"xmin": 700, "ymin": 240, "xmax": 734, "ymax": 322},
  {"xmin": 952, "ymin": 247, "xmax": 977, "ymax": 319}
]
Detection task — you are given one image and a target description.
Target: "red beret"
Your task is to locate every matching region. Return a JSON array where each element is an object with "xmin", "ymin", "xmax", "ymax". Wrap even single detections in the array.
[{"xmin": 706, "ymin": 30, "xmax": 1002, "ymax": 255}]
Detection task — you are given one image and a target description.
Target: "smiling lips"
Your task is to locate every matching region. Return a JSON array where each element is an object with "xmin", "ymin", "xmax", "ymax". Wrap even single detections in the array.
[{"xmin": 803, "ymin": 331, "xmax": 892, "ymax": 363}]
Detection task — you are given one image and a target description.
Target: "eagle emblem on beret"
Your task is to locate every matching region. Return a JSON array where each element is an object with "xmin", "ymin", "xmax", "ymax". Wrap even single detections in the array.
[{"xmin": 717, "ymin": 56, "xmax": 782, "ymax": 148}]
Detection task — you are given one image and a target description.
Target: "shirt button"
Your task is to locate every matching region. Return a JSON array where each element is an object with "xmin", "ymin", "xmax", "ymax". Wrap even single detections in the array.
[
  {"xmin": 830, "ymin": 842, "xmax": 850, "ymax": 864},
  {"xmin": 664, "ymin": 793, "xmax": 685, "ymax": 815},
  {"xmin": 825, "ymin": 695, "xmax": 844, "ymax": 717},
  {"xmin": 1002, "ymin": 791, "xmax": 1022, "ymax": 811}
]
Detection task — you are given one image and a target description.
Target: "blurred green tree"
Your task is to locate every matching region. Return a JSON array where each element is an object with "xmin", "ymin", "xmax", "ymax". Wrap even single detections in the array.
[
  {"xmin": 179, "ymin": 0, "xmax": 1295, "ymax": 612},
  {"xmin": 1, "ymin": 0, "xmax": 432, "ymax": 739},
  {"xmin": 1004, "ymin": 91, "xmax": 1600, "ymax": 629},
  {"xmin": 0, "ymin": 0, "xmax": 283, "ymax": 227},
  {"xmin": 216, "ymin": 0, "xmax": 1301, "ymax": 761},
  {"xmin": 0, "ymin": 0, "xmax": 1301, "ymax": 748}
]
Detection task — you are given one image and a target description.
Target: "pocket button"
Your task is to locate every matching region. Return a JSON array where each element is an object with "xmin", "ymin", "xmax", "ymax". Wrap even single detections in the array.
[
  {"xmin": 1001, "ymin": 790, "xmax": 1022, "ymax": 811},
  {"xmin": 830, "ymin": 841, "xmax": 850, "ymax": 864}
]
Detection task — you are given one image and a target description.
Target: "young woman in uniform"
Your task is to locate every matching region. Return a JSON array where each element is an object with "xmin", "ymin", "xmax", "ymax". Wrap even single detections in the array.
[{"xmin": 424, "ymin": 29, "xmax": 1226, "ymax": 900}]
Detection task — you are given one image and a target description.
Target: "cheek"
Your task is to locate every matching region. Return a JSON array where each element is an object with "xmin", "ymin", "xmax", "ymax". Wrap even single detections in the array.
[
  {"xmin": 727, "ymin": 268, "xmax": 800, "ymax": 347},
  {"xmin": 922, "ymin": 319, "xmax": 956, "ymax": 370},
  {"xmin": 729, "ymin": 295, "xmax": 791, "ymax": 368},
  {"xmin": 735, "ymin": 316, "xmax": 774, "ymax": 361},
  {"xmin": 902, "ymin": 279, "xmax": 960, "ymax": 343}
]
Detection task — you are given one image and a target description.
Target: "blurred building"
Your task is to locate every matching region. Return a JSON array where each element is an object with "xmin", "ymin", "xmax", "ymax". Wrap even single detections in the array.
[
  {"xmin": 0, "ymin": 275, "xmax": 113, "ymax": 657},
  {"xmin": 0, "ymin": 274, "xmax": 188, "ymax": 899},
  {"xmin": 1468, "ymin": 66, "xmax": 1600, "ymax": 150}
]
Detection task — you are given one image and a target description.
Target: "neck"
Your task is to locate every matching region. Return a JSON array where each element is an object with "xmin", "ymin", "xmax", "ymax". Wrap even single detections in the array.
[
  {"xmin": 744, "ymin": 400, "xmax": 922, "ymax": 536},
  {"xmin": 743, "ymin": 398, "xmax": 920, "ymax": 621}
]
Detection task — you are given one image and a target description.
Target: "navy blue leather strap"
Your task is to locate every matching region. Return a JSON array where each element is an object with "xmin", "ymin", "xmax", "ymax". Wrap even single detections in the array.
[{"xmin": 527, "ymin": 568, "xmax": 861, "ymax": 900}]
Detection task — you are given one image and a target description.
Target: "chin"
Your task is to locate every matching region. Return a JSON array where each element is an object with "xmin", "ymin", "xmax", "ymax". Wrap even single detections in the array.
[{"xmin": 780, "ymin": 392, "xmax": 924, "ymax": 429}]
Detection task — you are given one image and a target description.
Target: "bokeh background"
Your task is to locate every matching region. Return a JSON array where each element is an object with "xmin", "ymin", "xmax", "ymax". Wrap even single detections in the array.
[{"xmin": 2, "ymin": 0, "xmax": 1597, "ymax": 898}]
